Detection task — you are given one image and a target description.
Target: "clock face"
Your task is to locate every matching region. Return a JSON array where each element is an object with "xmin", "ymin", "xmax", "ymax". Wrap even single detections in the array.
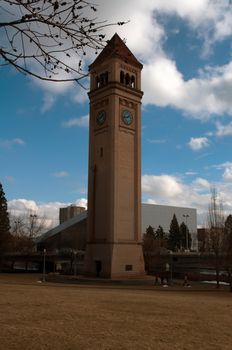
[
  {"xmin": 122, "ymin": 110, "xmax": 133, "ymax": 126},
  {"xmin": 96, "ymin": 110, "xmax": 106, "ymax": 126}
]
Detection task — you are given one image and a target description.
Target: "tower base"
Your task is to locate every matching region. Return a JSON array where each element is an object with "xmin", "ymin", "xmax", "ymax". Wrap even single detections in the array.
[{"xmin": 84, "ymin": 242, "xmax": 145, "ymax": 279}]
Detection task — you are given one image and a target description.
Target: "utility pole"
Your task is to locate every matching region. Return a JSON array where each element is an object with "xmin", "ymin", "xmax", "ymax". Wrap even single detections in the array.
[
  {"xmin": 183, "ymin": 214, "xmax": 190, "ymax": 251},
  {"xmin": 42, "ymin": 248, "xmax": 46, "ymax": 282}
]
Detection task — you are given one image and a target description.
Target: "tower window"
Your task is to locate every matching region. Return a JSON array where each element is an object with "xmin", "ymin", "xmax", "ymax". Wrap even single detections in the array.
[
  {"xmin": 96, "ymin": 72, "xmax": 109, "ymax": 88},
  {"xmin": 120, "ymin": 71, "xmax": 125, "ymax": 84},
  {"xmin": 96, "ymin": 76, "xmax": 100, "ymax": 88},
  {"xmin": 131, "ymin": 75, "xmax": 135, "ymax": 88},
  {"xmin": 125, "ymin": 73, "xmax": 130, "ymax": 86},
  {"xmin": 105, "ymin": 72, "xmax": 108, "ymax": 84},
  {"xmin": 100, "ymin": 73, "xmax": 105, "ymax": 86},
  {"xmin": 100, "ymin": 147, "xmax": 103, "ymax": 157},
  {"xmin": 120, "ymin": 71, "xmax": 136, "ymax": 88}
]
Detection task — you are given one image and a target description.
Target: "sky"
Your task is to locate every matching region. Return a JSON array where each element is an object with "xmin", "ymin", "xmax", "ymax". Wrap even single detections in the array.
[{"xmin": 2, "ymin": 0, "xmax": 232, "ymax": 229}]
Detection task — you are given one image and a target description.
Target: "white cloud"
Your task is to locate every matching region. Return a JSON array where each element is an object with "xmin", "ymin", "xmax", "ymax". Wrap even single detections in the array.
[
  {"xmin": 52, "ymin": 171, "xmax": 69, "ymax": 178},
  {"xmin": 216, "ymin": 121, "xmax": 232, "ymax": 137},
  {"xmin": 62, "ymin": 115, "xmax": 89, "ymax": 128},
  {"xmin": 32, "ymin": 76, "xmax": 75, "ymax": 95},
  {"xmin": 206, "ymin": 131, "xmax": 214, "ymax": 137},
  {"xmin": 72, "ymin": 87, "xmax": 89, "ymax": 104},
  {"xmin": 41, "ymin": 95, "xmax": 56, "ymax": 113},
  {"xmin": 193, "ymin": 177, "xmax": 211, "ymax": 190},
  {"xmin": 152, "ymin": 0, "xmax": 232, "ymax": 43},
  {"xmin": 8, "ymin": 198, "xmax": 88, "ymax": 231},
  {"xmin": 97, "ymin": 0, "xmax": 232, "ymax": 56},
  {"xmin": 212, "ymin": 6, "xmax": 232, "ymax": 41},
  {"xmin": 12, "ymin": 0, "xmax": 232, "ymax": 119},
  {"xmin": 214, "ymin": 161, "xmax": 232, "ymax": 170},
  {"xmin": 217, "ymin": 162, "xmax": 232, "ymax": 182},
  {"xmin": 96, "ymin": 1, "xmax": 165, "ymax": 59},
  {"xmin": 142, "ymin": 174, "xmax": 210, "ymax": 224},
  {"xmin": 142, "ymin": 174, "xmax": 183, "ymax": 198},
  {"xmin": 143, "ymin": 59, "xmax": 232, "ymax": 118},
  {"xmin": 100, "ymin": 1, "xmax": 232, "ymax": 118},
  {"xmin": 75, "ymin": 198, "xmax": 88, "ymax": 208},
  {"xmin": 0, "ymin": 138, "xmax": 25, "ymax": 148},
  {"xmin": 185, "ymin": 172, "xmax": 198, "ymax": 176},
  {"xmin": 152, "ymin": 0, "xmax": 208, "ymax": 16},
  {"xmin": 142, "ymin": 172, "xmax": 232, "ymax": 226},
  {"xmin": 147, "ymin": 139, "xmax": 166, "ymax": 144},
  {"xmin": 223, "ymin": 167, "xmax": 232, "ymax": 181},
  {"xmin": 9, "ymin": 199, "xmax": 39, "ymax": 215},
  {"xmin": 87, "ymin": 1, "xmax": 232, "ymax": 119},
  {"xmin": 188, "ymin": 137, "xmax": 209, "ymax": 151},
  {"xmin": 7, "ymin": 171, "xmax": 232, "ymax": 229},
  {"xmin": 143, "ymin": 57, "xmax": 184, "ymax": 107}
]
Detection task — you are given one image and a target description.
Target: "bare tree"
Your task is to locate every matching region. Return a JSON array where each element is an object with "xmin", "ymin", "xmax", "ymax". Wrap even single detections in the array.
[
  {"xmin": 10, "ymin": 211, "xmax": 47, "ymax": 269},
  {"xmin": 0, "ymin": 0, "xmax": 126, "ymax": 84},
  {"xmin": 11, "ymin": 212, "xmax": 46, "ymax": 243},
  {"xmin": 207, "ymin": 186, "xmax": 225, "ymax": 288},
  {"xmin": 197, "ymin": 228, "xmax": 211, "ymax": 253},
  {"xmin": 224, "ymin": 214, "xmax": 232, "ymax": 292}
]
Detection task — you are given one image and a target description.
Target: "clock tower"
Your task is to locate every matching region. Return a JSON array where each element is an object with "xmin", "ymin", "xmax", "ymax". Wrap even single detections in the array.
[{"xmin": 84, "ymin": 34, "xmax": 145, "ymax": 278}]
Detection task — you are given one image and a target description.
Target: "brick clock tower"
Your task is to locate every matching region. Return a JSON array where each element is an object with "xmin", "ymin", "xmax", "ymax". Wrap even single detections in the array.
[{"xmin": 84, "ymin": 34, "xmax": 145, "ymax": 278}]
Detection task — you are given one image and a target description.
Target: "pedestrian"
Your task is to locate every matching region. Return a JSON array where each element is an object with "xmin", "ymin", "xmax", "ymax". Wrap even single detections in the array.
[
  {"xmin": 154, "ymin": 275, "xmax": 159, "ymax": 285},
  {"xmin": 161, "ymin": 275, "xmax": 164, "ymax": 285},
  {"xmin": 183, "ymin": 275, "xmax": 190, "ymax": 287}
]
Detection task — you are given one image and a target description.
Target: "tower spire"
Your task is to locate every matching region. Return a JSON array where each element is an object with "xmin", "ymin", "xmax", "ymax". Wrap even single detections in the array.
[{"xmin": 90, "ymin": 33, "xmax": 143, "ymax": 69}]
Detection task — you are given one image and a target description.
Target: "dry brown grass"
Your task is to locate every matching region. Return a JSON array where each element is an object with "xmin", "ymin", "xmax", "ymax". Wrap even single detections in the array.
[{"xmin": 0, "ymin": 274, "xmax": 232, "ymax": 350}]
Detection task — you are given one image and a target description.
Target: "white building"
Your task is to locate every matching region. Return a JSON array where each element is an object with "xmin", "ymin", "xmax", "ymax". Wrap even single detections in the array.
[
  {"xmin": 142, "ymin": 203, "xmax": 197, "ymax": 250},
  {"xmin": 38, "ymin": 203, "xmax": 198, "ymax": 251}
]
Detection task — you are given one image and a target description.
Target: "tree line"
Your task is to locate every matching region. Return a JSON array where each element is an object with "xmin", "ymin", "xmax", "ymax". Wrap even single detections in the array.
[
  {"xmin": 143, "ymin": 187, "xmax": 232, "ymax": 291},
  {"xmin": 199, "ymin": 187, "xmax": 232, "ymax": 290},
  {"xmin": 143, "ymin": 213, "xmax": 192, "ymax": 254}
]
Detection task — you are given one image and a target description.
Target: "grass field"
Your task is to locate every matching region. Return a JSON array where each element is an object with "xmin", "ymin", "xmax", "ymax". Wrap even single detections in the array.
[{"xmin": 0, "ymin": 274, "xmax": 232, "ymax": 350}]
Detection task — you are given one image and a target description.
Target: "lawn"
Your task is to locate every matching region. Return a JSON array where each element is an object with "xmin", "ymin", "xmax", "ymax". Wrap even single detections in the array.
[{"xmin": 0, "ymin": 274, "xmax": 231, "ymax": 350}]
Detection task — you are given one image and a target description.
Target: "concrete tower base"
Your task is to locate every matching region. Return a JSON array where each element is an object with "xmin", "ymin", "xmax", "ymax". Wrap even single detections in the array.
[{"xmin": 84, "ymin": 242, "xmax": 145, "ymax": 279}]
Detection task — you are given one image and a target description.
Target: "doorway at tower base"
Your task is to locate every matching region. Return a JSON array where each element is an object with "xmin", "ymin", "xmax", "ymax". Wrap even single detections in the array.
[{"xmin": 84, "ymin": 242, "xmax": 145, "ymax": 279}]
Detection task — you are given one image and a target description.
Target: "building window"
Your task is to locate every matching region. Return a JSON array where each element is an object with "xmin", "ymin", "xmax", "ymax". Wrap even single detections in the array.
[{"xmin": 125, "ymin": 264, "xmax": 133, "ymax": 271}]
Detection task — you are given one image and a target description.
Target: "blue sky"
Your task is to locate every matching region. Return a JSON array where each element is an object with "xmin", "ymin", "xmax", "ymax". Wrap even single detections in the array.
[{"xmin": 1, "ymin": 0, "xmax": 232, "ymax": 228}]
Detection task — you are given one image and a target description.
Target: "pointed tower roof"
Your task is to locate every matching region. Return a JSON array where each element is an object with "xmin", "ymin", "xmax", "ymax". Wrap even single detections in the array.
[{"xmin": 89, "ymin": 33, "xmax": 143, "ymax": 70}]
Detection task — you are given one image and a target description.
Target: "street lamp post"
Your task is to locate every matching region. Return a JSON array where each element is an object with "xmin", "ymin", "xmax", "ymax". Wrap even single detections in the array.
[
  {"xmin": 14, "ymin": 220, "xmax": 20, "ymax": 235},
  {"xmin": 73, "ymin": 250, "xmax": 77, "ymax": 278},
  {"xmin": 169, "ymin": 251, "xmax": 173, "ymax": 285},
  {"xmin": 42, "ymin": 248, "xmax": 46, "ymax": 282},
  {"xmin": 30, "ymin": 214, "xmax": 37, "ymax": 235},
  {"xmin": 183, "ymin": 214, "xmax": 190, "ymax": 251}
]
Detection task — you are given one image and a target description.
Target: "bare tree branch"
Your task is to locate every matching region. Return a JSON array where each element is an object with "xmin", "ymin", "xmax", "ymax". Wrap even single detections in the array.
[{"xmin": 0, "ymin": 0, "xmax": 127, "ymax": 83}]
